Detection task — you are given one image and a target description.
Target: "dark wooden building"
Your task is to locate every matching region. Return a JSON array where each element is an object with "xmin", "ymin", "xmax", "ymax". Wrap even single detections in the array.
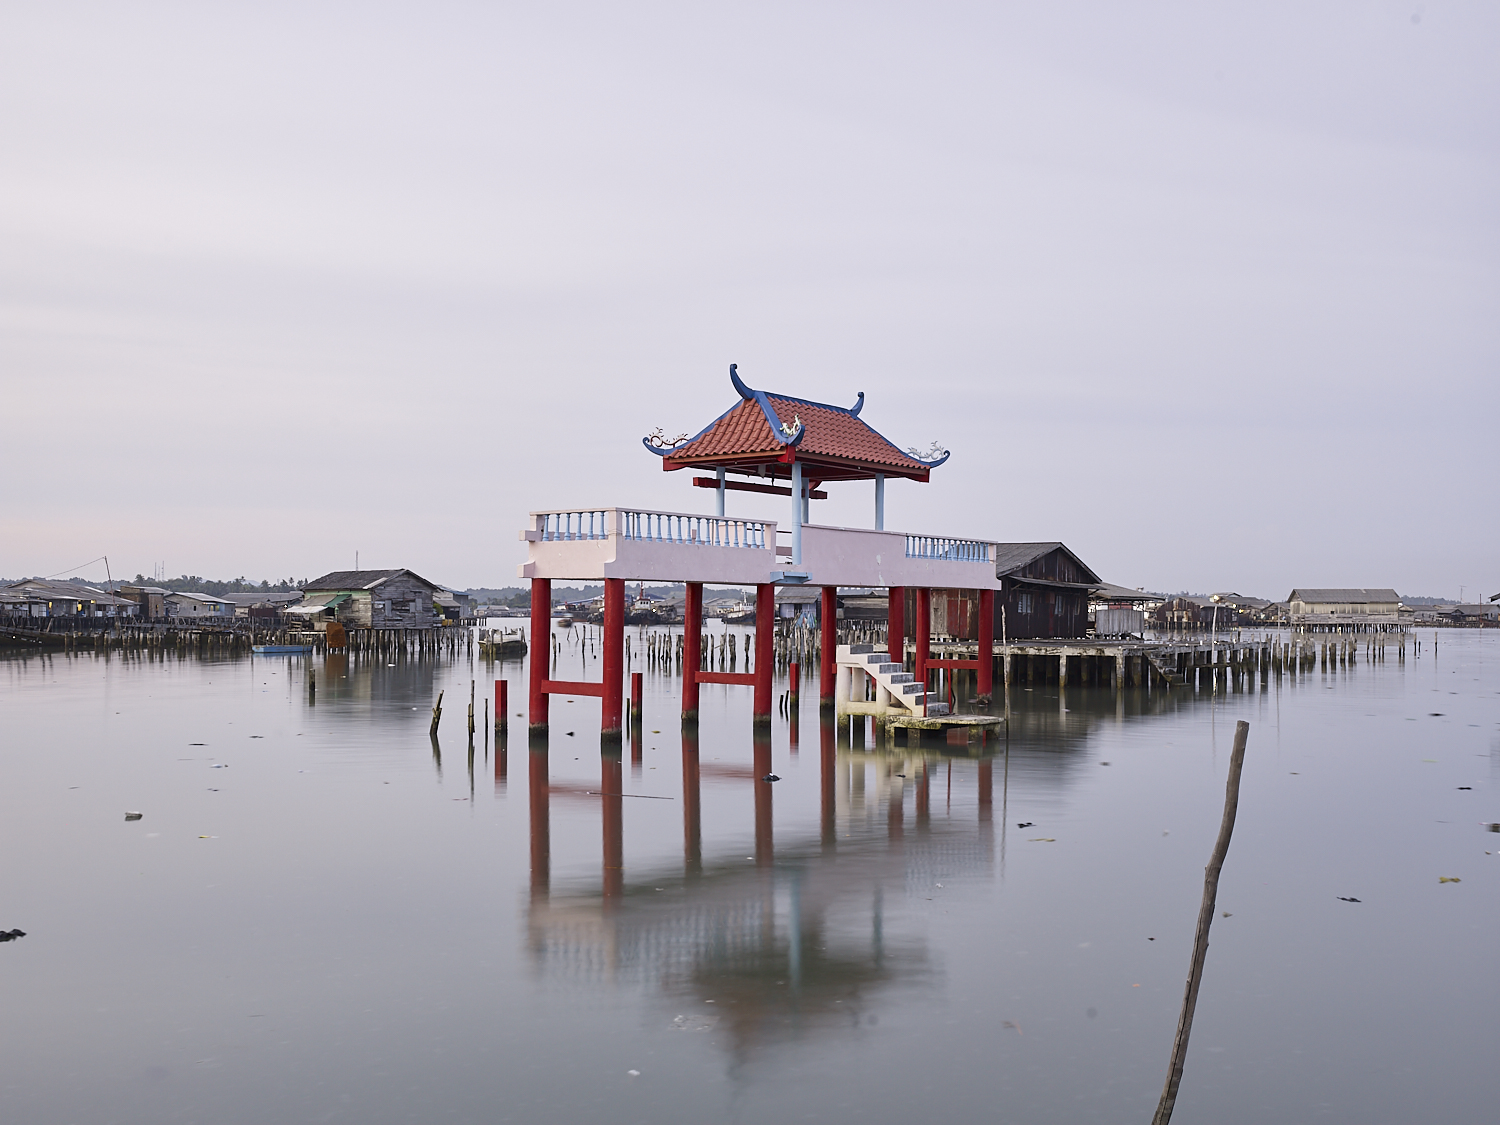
[
  {"xmin": 990, "ymin": 542, "xmax": 1101, "ymax": 639},
  {"xmin": 907, "ymin": 542, "xmax": 1102, "ymax": 641}
]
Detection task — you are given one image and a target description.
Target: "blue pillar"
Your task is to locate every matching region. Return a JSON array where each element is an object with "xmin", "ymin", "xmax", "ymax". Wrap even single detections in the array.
[
  {"xmin": 875, "ymin": 473, "xmax": 885, "ymax": 530},
  {"xmin": 791, "ymin": 461, "xmax": 803, "ymax": 565}
]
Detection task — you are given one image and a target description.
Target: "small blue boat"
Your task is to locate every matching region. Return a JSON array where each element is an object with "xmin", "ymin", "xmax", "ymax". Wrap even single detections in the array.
[{"xmin": 252, "ymin": 644, "xmax": 313, "ymax": 654}]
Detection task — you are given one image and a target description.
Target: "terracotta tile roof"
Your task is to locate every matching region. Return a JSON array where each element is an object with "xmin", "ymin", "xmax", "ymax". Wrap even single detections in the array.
[
  {"xmin": 764, "ymin": 395, "xmax": 929, "ymax": 473},
  {"xmin": 662, "ymin": 383, "xmax": 939, "ymax": 479},
  {"xmin": 673, "ymin": 399, "xmax": 780, "ymax": 459}
]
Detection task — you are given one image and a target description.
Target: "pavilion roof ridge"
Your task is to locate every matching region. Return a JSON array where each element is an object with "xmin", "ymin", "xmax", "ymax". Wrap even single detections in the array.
[{"xmin": 642, "ymin": 364, "xmax": 948, "ymax": 482}]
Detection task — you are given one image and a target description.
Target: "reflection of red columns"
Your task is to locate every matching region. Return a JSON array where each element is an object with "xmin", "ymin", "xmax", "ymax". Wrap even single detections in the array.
[
  {"xmin": 820, "ymin": 718, "xmax": 836, "ymax": 848},
  {"xmin": 753, "ymin": 730, "xmax": 774, "ymax": 866},
  {"xmin": 528, "ymin": 748, "xmax": 550, "ymax": 900},
  {"xmin": 682, "ymin": 727, "xmax": 701, "ymax": 878},
  {"xmin": 602, "ymin": 751, "xmax": 624, "ymax": 899},
  {"xmin": 914, "ymin": 588, "xmax": 931, "ymax": 712},
  {"xmin": 788, "ymin": 661, "xmax": 801, "ymax": 752},
  {"xmin": 978, "ymin": 589, "xmax": 995, "ymax": 697},
  {"xmin": 601, "ymin": 578, "xmax": 625, "ymax": 739},
  {"xmin": 819, "ymin": 585, "xmax": 837, "ymax": 712},
  {"xmin": 887, "ymin": 586, "xmax": 906, "ymax": 670},
  {"xmin": 916, "ymin": 760, "xmax": 930, "ymax": 822},
  {"xmin": 682, "ymin": 582, "xmax": 702, "ymax": 722},
  {"xmin": 495, "ymin": 737, "xmax": 508, "ymax": 793},
  {"xmin": 888, "ymin": 775, "xmax": 905, "ymax": 840},
  {"xmin": 753, "ymin": 583, "xmax": 774, "ymax": 725},
  {"xmin": 978, "ymin": 758, "xmax": 993, "ymax": 822},
  {"xmin": 528, "ymin": 578, "xmax": 550, "ymax": 731}
]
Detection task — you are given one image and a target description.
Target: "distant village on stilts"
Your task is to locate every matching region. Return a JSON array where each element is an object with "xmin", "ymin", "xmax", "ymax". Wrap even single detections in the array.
[{"xmin": 5, "ymin": 366, "xmax": 1496, "ymax": 743}]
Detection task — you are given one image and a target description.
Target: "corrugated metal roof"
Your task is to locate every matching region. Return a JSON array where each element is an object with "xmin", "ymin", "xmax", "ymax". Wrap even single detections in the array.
[
  {"xmin": 304, "ymin": 569, "xmax": 440, "ymax": 592},
  {"xmin": 990, "ymin": 542, "xmax": 1064, "ymax": 573},
  {"xmin": 1286, "ymin": 588, "xmax": 1401, "ymax": 604}
]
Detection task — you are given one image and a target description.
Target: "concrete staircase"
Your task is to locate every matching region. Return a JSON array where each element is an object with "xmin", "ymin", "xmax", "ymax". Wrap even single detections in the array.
[
  {"xmin": 1144, "ymin": 650, "xmax": 1185, "ymax": 686},
  {"xmin": 836, "ymin": 644, "xmax": 951, "ymax": 716}
]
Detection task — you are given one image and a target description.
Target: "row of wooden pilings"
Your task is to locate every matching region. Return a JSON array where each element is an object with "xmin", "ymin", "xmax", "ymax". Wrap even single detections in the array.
[{"xmin": 0, "ymin": 621, "xmax": 474, "ymax": 657}]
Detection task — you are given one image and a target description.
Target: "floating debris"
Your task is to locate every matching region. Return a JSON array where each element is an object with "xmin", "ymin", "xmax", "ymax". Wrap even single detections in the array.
[
  {"xmin": 0, "ymin": 929, "xmax": 26, "ymax": 943},
  {"xmin": 1438, "ymin": 876, "xmax": 1461, "ymax": 884},
  {"xmin": 1337, "ymin": 897, "xmax": 1362, "ymax": 903},
  {"xmin": 124, "ymin": 812, "xmax": 143, "ymax": 821}
]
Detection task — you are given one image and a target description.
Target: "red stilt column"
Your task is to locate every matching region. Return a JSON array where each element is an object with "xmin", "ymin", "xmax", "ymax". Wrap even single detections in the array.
[
  {"xmin": 819, "ymin": 585, "xmax": 837, "ymax": 712},
  {"xmin": 887, "ymin": 586, "xmax": 906, "ymax": 670},
  {"xmin": 682, "ymin": 582, "xmax": 702, "ymax": 722},
  {"xmin": 753, "ymin": 729, "xmax": 774, "ymax": 866},
  {"xmin": 528, "ymin": 747, "xmax": 549, "ymax": 900},
  {"xmin": 495, "ymin": 679, "xmax": 508, "ymax": 732},
  {"xmin": 915, "ymin": 588, "xmax": 931, "ymax": 714},
  {"xmin": 682, "ymin": 726, "xmax": 702, "ymax": 878},
  {"xmin": 630, "ymin": 671, "xmax": 643, "ymax": 725},
  {"xmin": 528, "ymin": 578, "xmax": 550, "ymax": 732},
  {"xmin": 820, "ymin": 716, "xmax": 836, "ymax": 848},
  {"xmin": 788, "ymin": 661, "xmax": 800, "ymax": 753},
  {"xmin": 978, "ymin": 589, "xmax": 995, "ymax": 698},
  {"xmin": 602, "ymin": 750, "xmax": 623, "ymax": 899},
  {"xmin": 754, "ymin": 583, "xmax": 775, "ymax": 725},
  {"xmin": 601, "ymin": 578, "xmax": 625, "ymax": 740}
]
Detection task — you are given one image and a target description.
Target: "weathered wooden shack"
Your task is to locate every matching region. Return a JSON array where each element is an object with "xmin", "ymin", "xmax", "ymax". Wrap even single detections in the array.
[
  {"xmin": 990, "ymin": 542, "xmax": 1101, "ymax": 639},
  {"xmin": 297, "ymin": 569, "xmax": 442, "ymax": 631}
]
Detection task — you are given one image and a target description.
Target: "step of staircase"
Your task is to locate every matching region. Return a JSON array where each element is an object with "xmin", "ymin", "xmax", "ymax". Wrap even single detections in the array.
[{"xmin": 836, "ymin": 645, "xmax": 933, "ymax": 715}]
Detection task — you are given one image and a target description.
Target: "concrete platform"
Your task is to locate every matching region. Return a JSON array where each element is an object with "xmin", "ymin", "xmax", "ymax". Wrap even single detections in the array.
[{"xmin": 885, "ymin": 713, "xmax": 1004, "ymax": 746}]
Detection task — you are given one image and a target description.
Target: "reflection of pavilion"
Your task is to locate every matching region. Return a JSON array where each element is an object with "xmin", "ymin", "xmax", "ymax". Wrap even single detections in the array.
[{"xmin": 522, "ymin": 722, "xmax": 999, "ymax": 1060}]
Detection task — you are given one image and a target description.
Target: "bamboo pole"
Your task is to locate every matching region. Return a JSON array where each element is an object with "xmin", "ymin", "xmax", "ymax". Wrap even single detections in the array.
[{"xmin": 1151, "ymin": 719, "xmax": 1249, "ymax": 1125}]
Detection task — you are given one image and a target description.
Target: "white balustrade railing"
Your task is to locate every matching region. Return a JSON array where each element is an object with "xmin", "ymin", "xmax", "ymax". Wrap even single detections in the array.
[
  {"xmin": 619, "ymin": 510, "xmax": 768, "ymax": 550},
  {"xmin": 537, "ymin": 510, "xmax": 610, "ymax": 542},
  {"xmin": 905, "ymin": 534, "xmax": 990, "ymax": 563},
  {"xmin": 532, "ymin": 509, "xmax": 770, "ymax": 550}
]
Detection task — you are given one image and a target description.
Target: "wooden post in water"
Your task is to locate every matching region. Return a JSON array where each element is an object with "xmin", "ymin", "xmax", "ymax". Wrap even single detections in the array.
[
  {"xmin": 430, "ymin": 690, "xmax": 444, "ymax": 736},
  {"xmin": 1151, "ymin": 719, "xmax": 1250, "ymax": 1125}
]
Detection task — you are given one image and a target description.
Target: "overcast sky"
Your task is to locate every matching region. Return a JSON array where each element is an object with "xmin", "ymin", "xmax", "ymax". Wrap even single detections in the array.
[{"xmin": 2, "ymin": 1, "xmax": 1495, "ymax": 598}]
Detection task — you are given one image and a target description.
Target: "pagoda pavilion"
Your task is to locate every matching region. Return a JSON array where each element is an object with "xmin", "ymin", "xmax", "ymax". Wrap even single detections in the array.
[{"xmin": 520, "ymin": 365, "xmax": 998, "ymax": 738}]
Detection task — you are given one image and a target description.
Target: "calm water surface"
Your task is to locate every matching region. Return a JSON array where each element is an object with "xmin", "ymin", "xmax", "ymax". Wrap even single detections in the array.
[{"xmin": 2, "ymin": 629, "xmax": 1495, "ymax": 1123}]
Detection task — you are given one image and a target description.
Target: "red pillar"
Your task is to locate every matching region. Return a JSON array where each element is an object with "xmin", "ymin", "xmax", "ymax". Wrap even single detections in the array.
[
  {"xmin": 754, "ymin": 584, "xmax": 775, "ymax": 725},
  {"xmin": 495, "ymin": 679, "xmax": 508, "ymax": 732},
  {"xmin": 602, "ymin": 751, "xmax": 623, "ymax": 899},
  {"xmin": 753, "ymin": 729, "xmax": 774, "ymax": 866},
  {"xmin": 630, "ymin": 671, "xmax": 643, "ymax": 724},
  {"xmin": 788, "ymin": 660, "xmax": 800, "ymax": 753},
  {"xmin": 887, "ymin": 586, "xmax": 906, "ymax": 669},
  {"xmin": 914, "ymin": 588, "xmax": 931, "ymax": 712},
  {"xmin": 820, "ymin": 717, "xmax": 836, "ymax": 848},
  {"xmin": 601, "ymin": 578, "xmax": 625, "ymax": 739},
  {"xmin": 682, "ymin": 582, "xmax": 702, "ymax": 722},
  {"xmin": 978, "ymin": 588, "xmax": 995, "ymax": 697},
  {"xmin": 819, "ymin": 585, "xmax": 837, "ymax": 711},
  {"xmin": 682, "ymin": 726, "xmax": 701, "ymax": 878},
  {"xmin": 528, "ymin": 747, "xmax": 549, "ymax": 900},
  {"xmin": 528, "ymin": 578, "xmax": 550, "ymax": 732}
]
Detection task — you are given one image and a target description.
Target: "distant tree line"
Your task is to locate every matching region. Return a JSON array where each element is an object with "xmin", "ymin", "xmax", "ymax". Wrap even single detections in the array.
[{"xmin": 129, "ymin": 574, "xmax": 307, "ymax": 594}]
